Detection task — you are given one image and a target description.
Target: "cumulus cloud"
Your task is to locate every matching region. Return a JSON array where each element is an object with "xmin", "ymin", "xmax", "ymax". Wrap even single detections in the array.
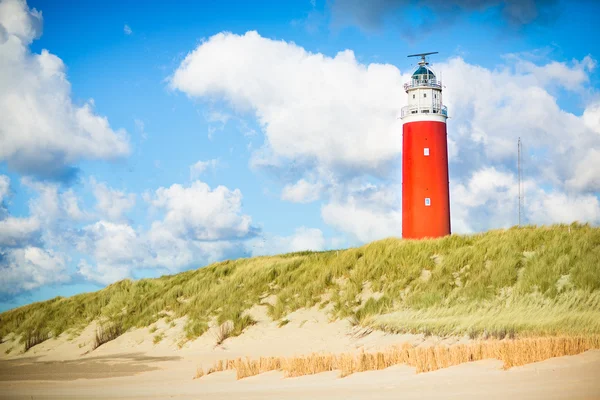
[
  {"xmin": 281, "ymin": 179, "xmax": 324, "ymax": 203},
  {"xmin": 507, "ymin": 54, "xmax": 596, "ymax": 91},
  {"xmin": 0, "ymin": 0, "xmax": 129, "ymax": 180},
  {"xmin": 0, "ymin": 175, "xmax": 9, "ymax": 204},
  {"xmin": 23, "ymin": 178, "xmax": 87, "ymax": 225},
  {"xmin": 440, "ymin": 56, "xmax": 600, "ymax": 189},
  {"xmin": 322, "ymin": 183, "xmax": 402, "ymax": 242},
  {"xmin": 451, "ymin": 167, "xmax": 600, "ymax": 233},
  {"xmin": 0, "ymin": 176, "xmax": 40, "ymax": 248},
  {"xmin": 189, "ymin": 159, "xmax": 218, "ymax": 180},
  {"xmin": 77, "ymin": 221, "xmax": 145, "ymax": 284},
  {"xmin": 0, "ymin": 175, "xmax": 69, "ymax": 298},
  {"xmin": 0, "ymin": 216, "xmax": 40, "ymax": 247},
  {"xmin": 0, "ymin": 175, "xmax": 260, "ymax": 292},
  {"xmin": 77, "ymin": 180, "xmax": 256, "ymax": 285},
  {"xmin": 0, "ymin": 0, "xmax": 42, "ymax": 44},
  {"xmin": 91, "ymin": 178, "xmax": 136, "ymax": 221},
  {"xmin": 0, "ymin": 246, "xmax": 68, "ymax": 298},
  {"xmin": 148, "ymin": 181, "xmax": 253, "ymax": 241},
  {"xmin": 170, "ymin": 31, "xmax": 405, "ymax": 179},
  {"xmin": 0, "ymin": 175, "xmax": 10, "ymax": 219},
  {"xmin": 250, "ymin": 227, "xmax": 326, "ymax": 256}
]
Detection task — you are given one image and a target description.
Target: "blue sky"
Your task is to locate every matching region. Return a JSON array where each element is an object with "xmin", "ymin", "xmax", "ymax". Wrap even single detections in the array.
[{"xmin": 1, "ymin": 0, "xmax": 599, "ymax": 311}]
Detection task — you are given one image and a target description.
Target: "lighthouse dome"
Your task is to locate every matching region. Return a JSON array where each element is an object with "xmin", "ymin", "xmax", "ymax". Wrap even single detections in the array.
[{"xmin": 412, "ymin": 65, "xmax": 436, "ymax": 79}]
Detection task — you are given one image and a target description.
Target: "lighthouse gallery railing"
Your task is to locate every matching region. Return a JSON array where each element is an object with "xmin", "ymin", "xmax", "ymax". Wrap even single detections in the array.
[
  {"xmin": 401, "ymin": 104, "xmax": 448, "ymax": 117},
  {"xmin": 403, "ymin": 78, "xmax": 442, "ymax": 91}
]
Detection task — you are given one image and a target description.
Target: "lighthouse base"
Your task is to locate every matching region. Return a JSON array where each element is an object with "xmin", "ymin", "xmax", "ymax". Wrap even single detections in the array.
[{"xmin": 402, "ymin": 120, "xmax": 451, "ymax": 239}]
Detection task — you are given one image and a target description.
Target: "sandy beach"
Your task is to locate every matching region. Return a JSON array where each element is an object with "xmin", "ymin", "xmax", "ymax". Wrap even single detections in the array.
[{"xmin": 2, "ymin": 306, "xmax": 600, "ymax": 399}]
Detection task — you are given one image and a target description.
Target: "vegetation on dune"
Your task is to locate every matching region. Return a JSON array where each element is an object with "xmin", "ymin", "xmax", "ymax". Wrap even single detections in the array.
[
  {"xmin": 24, "ymin": 329, "xmax": 50, "ymax": 352},
  {"xmin": 201, "ymin": 336, "xmax": 600, "ymax": 379},
  {"xmin": 1, "ymin": 223, "xmax": 599, "ymax": 350},
  {"xmin": 153, "ymin": 333, "xmax": 165, "ymax": 344},
  {"xmin": 93, "ymin": 320, "xmax": 124, "ymax": 350}
]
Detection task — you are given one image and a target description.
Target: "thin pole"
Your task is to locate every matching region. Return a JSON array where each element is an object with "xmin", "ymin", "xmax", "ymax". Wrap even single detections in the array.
[{"xmin": 518, "ymin": 137, "xmax": 522, "ymax": 227}]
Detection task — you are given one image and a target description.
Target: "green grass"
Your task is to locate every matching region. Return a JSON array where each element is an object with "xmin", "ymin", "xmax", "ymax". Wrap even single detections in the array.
[
  {"xmin": 277, "ymin": 319, "xmax": 290, "ymax": 328},
  {"xmin": 93, "ymin": 320, "xmax": 123, "ymax": 349},
  {"xmin": 1, "ymin": 223, "xmax": 599, "ymax": 342},
  {"xmin": 153, "ymin": 333, "xmax": 165, "ymax": 344}
]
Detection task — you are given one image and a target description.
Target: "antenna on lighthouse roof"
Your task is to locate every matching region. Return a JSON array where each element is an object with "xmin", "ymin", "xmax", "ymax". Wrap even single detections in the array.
[{"xmin": 407, "ymin": 51, "xmax": 438, "ymax": 65}]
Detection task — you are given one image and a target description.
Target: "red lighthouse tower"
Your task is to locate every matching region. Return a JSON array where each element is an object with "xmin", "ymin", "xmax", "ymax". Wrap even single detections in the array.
[{"xmin": 401, "ymin": 52, "xmax": 451, "ymax": 239}]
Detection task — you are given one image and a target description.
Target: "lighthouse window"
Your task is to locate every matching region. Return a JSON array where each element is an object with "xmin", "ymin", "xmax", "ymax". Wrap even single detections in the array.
[
  {"xmin": 423, "ymin": 93, "xmax": 427, "ymax": 98},
  {"xmin": 424, "ymin": 148, "xmax": 430, "ymax": 156},
  {"xmin": 413, "ymin": 94, "xmax": 415, "ymax": 99},
  {"xmin": 425, "ymin": 198, "xmax": 431, "ymax": 206}
]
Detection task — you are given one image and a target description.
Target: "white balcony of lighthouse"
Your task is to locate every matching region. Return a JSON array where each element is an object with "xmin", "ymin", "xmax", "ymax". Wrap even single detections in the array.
[{"xmin": 401, "ymin": 104, "xmax": 447, "ymax": 118}]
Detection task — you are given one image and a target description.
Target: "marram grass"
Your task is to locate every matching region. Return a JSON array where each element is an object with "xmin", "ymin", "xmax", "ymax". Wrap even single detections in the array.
[
  {"xmin": 1, "ymin": 223, "xmax": 600, "ymax": 350},
  {"xmin": 200, "ymin": 336, "xmax": 600, "ymax": 380}
]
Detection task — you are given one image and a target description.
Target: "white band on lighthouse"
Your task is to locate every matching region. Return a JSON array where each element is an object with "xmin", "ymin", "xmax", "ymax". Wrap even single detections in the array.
[{"xmin": 402, "ymin": 113, "xmax": 447, "ymax": 124}]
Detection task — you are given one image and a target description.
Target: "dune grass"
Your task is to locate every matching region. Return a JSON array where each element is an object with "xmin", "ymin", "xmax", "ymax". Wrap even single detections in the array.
[
  {"xmin": 153, "ymin": 333, "xmax": 165, "ymax": 344},
  {"xmin": 204, "ymin": 336, "xmax": 600, "ymax": 380},
  {"xmin": 1, "ymin": 223, "xmax": 599, "ymax": 345},
  {"xmin": 24, "ymin": 329, "xmax": 50, "ymax": 352},
  {"xmin": 212, "ymin": 321, "xmax": 233, "ymax": 346},
  {"xmin": 93, "ymin": 321, "xmax": 123, "ymax": 349}
]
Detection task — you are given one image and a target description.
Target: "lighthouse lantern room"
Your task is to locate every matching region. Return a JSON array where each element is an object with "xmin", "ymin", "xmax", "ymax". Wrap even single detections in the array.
[{"xmin": 401, "ymin": 52, "xmax": 451, "ymax": 239}]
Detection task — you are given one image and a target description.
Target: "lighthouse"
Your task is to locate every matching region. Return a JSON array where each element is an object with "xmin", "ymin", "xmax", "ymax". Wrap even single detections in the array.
[{"xmin": 401, "ymin": 52, "xmax": 451, "ymax": 239}]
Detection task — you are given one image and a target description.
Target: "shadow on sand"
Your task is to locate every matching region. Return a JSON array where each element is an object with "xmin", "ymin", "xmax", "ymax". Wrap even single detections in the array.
[{"xmin": 0, "ymin": 353, "xmax": 182, "ymax": 381}]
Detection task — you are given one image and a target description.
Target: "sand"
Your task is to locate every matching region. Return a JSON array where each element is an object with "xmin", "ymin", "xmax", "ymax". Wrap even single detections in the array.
[{"xmin": 1, "ymin": 306, "xmax": 599, "ymax": 399}]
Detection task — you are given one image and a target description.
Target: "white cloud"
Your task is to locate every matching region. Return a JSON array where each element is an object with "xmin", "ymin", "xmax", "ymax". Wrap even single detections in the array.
[
  {"xmin": 527, "ymin": 190, "xmax": 600, "ymax": 226},
  {"xmin": 189, "ymin": 159, "xmax": 218, "ymax": 180},
  {"xmin": 91, "ymin": 178, "xmax": 136, "ymax": 221},
  {"xmin": 322, "ymin": 184, "xmax": 402, "ymax": 243},
  {"xmin": 0, "ymin": 246, "xmax": 68, "ymax": 297},
  {"xmin": 438, "ymin": 56, "xmax": 600, "ymax": 186},
  {"xmin": 0, "ymin": 0, "xmax": 129, "ymax": 179},
  {"xmin": 281, "ymin": 179, "xmax": 324, "ymax": 203},
  {"xmin": 207, "ymin": 110, "xmax": 231, "ymax": 125},
  {"xmin": 61, "ymin": 189, "xmax": 87, "ymax": 220},
  {"xmin": 0, "ymin": 175, "xmax": 9, "ymax": 205},
  {"xmin": 144, "ymin": 180, "xmax": 255, "ymax": 269},
  {"xmin": 170, "ymin": 31, "xmax": 404, "ymax": 178},
  {"xmin": 77, "ymin": 221, "xmax": 144, "ymax": 285},
  {"xmin": 450, "ymin": 167, "xmax": 600, "ymax": 234},
  {"xmin": 0, "ymin": 216, "xmax": 39, "ymax": 247},
  {"xmin": 566, "ymin": 149, "xmax": 600, "ymax": 192},
  {"xmin": 251, "ymin": 227, "xmax": 325, "ymax": 256},
  {"xmin": 22, "ymin": 178, "xmax": 87, "ymax": 224},
  {"xmin": 123, "ymin": 24, "xmax": 132, "ymax": 35},
  {"xmin": 148, "ymin": 181, "xmax": 252, "ymax": 241},
  {"xmin": 507, "ymin": 54, "xmax": 596, "ymax": 91},
  {"xmin": 77, "ymin": 180, "xmax": 256, "ymax": 285},
  {"xmin": 0, "ymin": 174, "xmax": 67, "ymax": 296},
  {"xmin": 582, "ymin": 102, "xmax": 600, "ymax": 135},
  {"xmin": 0, "ymin": 0, "xmax": 41, "ymax": 44}
]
